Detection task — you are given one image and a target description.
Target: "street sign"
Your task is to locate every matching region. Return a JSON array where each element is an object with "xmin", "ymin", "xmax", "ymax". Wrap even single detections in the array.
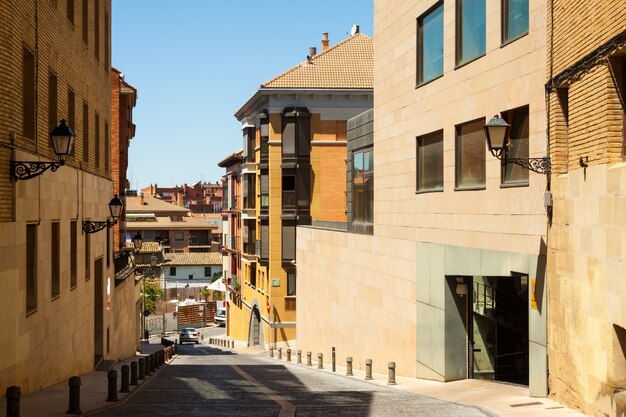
[
  {"xmin": 272, "ymin": 278, "xmax": 280, "ymax": 287},
  {"xmin": 266, "ymin": 299, "xmax": 270, "ymax": 313}
]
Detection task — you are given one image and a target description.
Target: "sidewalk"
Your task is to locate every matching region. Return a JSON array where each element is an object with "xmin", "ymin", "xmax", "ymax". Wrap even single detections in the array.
[
  {"xmin": 0, "ymin": 339, "xmax": 170, "ymax": 417},
  {"xmin": 257, "ymin": 348, "xmax": 587, "ymax": 417}
]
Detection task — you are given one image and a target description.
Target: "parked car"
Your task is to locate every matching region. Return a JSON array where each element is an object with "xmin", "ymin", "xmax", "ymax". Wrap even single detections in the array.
[
  {"xmin": 215, "ymin": 307, "xmax": 226, "ymax": 327},
  {"xmin": 179, "ymin": 327, "xmax": 199, "ymax": 344}
]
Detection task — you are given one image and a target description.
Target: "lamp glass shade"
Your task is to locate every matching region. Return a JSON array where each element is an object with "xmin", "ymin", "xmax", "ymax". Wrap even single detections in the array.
[
  {"xmin": 484, "ymin": 115, "xmax": 510, "ymax": 152},
  {"xmin": 260, "ymin": 121, "xmax": 269, "ymax": 137},
  {"xmin": 50, "ymin": 119, "xmax": 75, "ymax": 156},
  {"xmin": 132, "ymin": 232, "xmax": 143, "ymax": 250},
  {"xmin": 108, "ymin": 194, "xmax": 124, "ymax": 219},
  {"xmin": 149, "ymin": 253, "xmax": 158, "ymax": 267}
]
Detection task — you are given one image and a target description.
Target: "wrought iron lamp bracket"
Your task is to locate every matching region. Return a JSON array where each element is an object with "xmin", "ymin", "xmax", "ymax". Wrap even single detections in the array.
[
  {"xmin": 11, "ymin": 160, "xmax": 64, "ymax": 181},
  {"xmin": 504, "ymin": 157, "xmax": 552, "ymax": 175},
  {"xmin": 83, "ymin": 219, "xmax": 115, "ymax": 234}
]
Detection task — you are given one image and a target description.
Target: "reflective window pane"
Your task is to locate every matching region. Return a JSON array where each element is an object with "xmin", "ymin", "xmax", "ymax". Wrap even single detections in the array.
[
  {"xmin": 417, "ymin": 131, "xmax": 444, "ymax": 191},
  {"xmin": 504, "ymin": 0, "xmax": 529, "ymax": 42},
  {"xmin": 457, "ymin": 0, "xmax": 486, "ymax": 65},
  {"xmin": 418, "ymin": 3, "xmax": 444, "ymax": 84},
  {"xmin": 455, "ymin": 119, "xmax": 486, "ymax": 188}
]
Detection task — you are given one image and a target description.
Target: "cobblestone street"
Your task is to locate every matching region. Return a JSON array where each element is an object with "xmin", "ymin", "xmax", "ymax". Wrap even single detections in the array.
[{"xmin": 92, "ymin": 344, "xmax": 490, "ymax": 417}]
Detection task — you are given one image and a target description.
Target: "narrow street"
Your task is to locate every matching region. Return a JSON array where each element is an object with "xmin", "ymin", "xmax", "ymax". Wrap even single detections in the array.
[{"xmin": 93, "ymin": 343, "xmax": 489, "ymax": 417}]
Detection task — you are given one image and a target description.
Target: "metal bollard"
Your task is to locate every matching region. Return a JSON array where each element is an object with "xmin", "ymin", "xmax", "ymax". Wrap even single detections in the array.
[
  {"xmin": 346, "ymin": 357, "xmax": 354, "ymax": 376},
  {"xmin": 145, "ymin": 356, "xmax": 152, "ymax": 376},
  {"xmin": 388, "ymin": 362, "xmax": 396, "ymax": 385},
  {"xmin": 67, "ymin": 376, "xmax": 81, "ymax": 414},
  {"xmin": 278, "ymin": 347, "xmax": 282, "ymax": 360},
  {"xmin": 270, "ymin": 347, "xmax": 274, "ymax": 358},
  {"xmin": 130, "ymin": 361, "xmax": 138, "ymax": 385},
  {"xmin": 150, "ymin": 354, "xmax": 156, "ymax": 372},
  {"xmin": 297, "ymin": 350, "xmax": 302, "ymax": 364},
  {"xmin": 120, "ymin": 365, "xmax": 130, "ymax": 393},
  {"xmin": 317, "ymin": 353, "xmax": 324, "ymax": 369},
  {"xmin": 231, "ymin": 340, "xmax": 234, "ymax": 348},
  {"xmin": 106, "ymin": 370, "xmax": 118, "ymax": 402},
  {"xmin": 173, "ymin": 343, "xmax": 177, "ymax": 355},
  {"xmin": 332, "ymin": 347, "xmax": 336, "ymax": 372},
  {"xmin": 306, "ymin": 351, "xmax": 312, "ymax": 366},
  {"xmin": 138, "ymin": 358, "xmax": 145, "ymax": 380},
  {"xmin": 365, "ymin": 359, "xmax": 373, "ymax": 380},
  {"xmin": 209, "ymin": 337, "xmax": 213, "ymax": 344},
  {"xmin": 286, "ymin": 349, "xmax": 291, "ymax": 362},
  {"xmin": 6, "ymin": 386, "xmax": 21, "ymax": 417}
]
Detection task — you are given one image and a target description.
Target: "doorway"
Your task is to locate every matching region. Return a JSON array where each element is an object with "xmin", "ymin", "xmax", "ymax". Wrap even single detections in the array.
[
  {"xmin": 468, "ymin": 275, "xmax": 529, "ymax": 385},
  {"xmin": 94, "ymin": 258, "xmax": 104, "ymax": 366},
  {"xmin": 248, "ymin": 306, "xmax": 262, "ymax": 347}
]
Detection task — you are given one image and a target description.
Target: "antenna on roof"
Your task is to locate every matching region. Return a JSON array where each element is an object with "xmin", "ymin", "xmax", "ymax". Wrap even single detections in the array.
[{"xmin": 350, "ymin": 25, "xmax": 360, "ymax": 35}]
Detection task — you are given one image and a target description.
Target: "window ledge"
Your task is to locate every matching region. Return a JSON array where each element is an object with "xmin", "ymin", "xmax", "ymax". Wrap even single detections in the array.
[
  {"xmin": 499, "ymin": 181, "xmax": 529, "ymax": 189},
  {"xmin": 284, "ymin": 296, "xmax": 296, "ymax": 300},
  {"xmin": 454, "ymin": 53, "xmax": 486, "ymax": 71},
  {"xmin": 416, "ymin": 188, "xmax": 444, "ymax": 195},
  {"xmin": 500, "ymin": 32, "xmax": 528, "ymax": 48},
  {"xmin": 416, "ymin": 73, "xmax": 443, "ymax": 89},
  {"xmin": 454, "ymin": 185, "xmax": 486, "ymax": 191},
  {"xmin": 26, "ymin": 309, "xmax": 37, "ymax": 318}
]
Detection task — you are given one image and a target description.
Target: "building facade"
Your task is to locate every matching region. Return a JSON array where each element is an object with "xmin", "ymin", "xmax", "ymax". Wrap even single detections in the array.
[
  {"xmin": 297, "ymin": 0, "xmax": 549, "ymax": 396},
  {"xmin": 229, "ymin": 31, "xmax": 373, "ymax": 348},
  {"xmin": 0, "ymin": 0, "xmax": 137, "ymax": 395},
  {"xmin": 546, "ymin": 2, "xmax": 626, "ymax": 415}
]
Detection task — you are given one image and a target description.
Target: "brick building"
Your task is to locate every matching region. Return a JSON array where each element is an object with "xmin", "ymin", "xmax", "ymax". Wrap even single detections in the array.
[
  {"xmin": 0, "ymin": 0, "xmax": 138, "ymax": 395},
  {"xmin": 546, "ymin": 2, "xmax": 626, "ymax": 415},
  {"xmin": 142, "ymin": 181, "xmax": 223, "ymax": 213}
]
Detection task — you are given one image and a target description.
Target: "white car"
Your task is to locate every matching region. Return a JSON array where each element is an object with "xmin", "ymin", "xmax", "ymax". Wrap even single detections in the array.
[
  {"xmin": 215, "ymin": 308, "xmax": 226, "ymax": 327},
  {"xmin": 179, "ymin": 327, "xmax": 199, "ymax": 344}
]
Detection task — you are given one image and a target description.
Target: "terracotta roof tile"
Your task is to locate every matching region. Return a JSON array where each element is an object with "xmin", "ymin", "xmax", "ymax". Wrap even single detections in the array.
[
  {"xmin": 261, "ymin": 33, "xmax": 373, "ymax": 89},
  {"xmin": 164, "ymin": 252, "xmax": 222, "ymax": 266}
]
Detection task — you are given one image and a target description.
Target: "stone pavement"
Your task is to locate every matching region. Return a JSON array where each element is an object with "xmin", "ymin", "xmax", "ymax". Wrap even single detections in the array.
[{"xmin": 2, "ymin": 338, "xmax": 588, "ymax": 417}]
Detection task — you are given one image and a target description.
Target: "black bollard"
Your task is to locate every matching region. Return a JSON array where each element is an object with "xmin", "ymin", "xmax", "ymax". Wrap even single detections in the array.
[
  {"xmin": 67, "ymin": 376, "xmax": 81, "ymax": 414},
  {"xmin": 120, "ymin": 365, "xmax": 130, "ymax": 393},
  {"xmin": 149, "ymin": 354, "xmax": 155, "ymax": 372},
  {"xmin": 145, "ymin": 356, "xmax": 152, "ymax": 376},
  {"xmin": 6, "ymin": 386, "xmax": 20, "ymax": 417},
  {"xmin": 106, "ymin": 370, "xmax": 118, "ymax": 402},
  {"xmin": 130, "ymin": 361, "xmax": 138, "ymax": 385},
  {"xmin": 138, "ymin": 357, "xmax": 145, "ymax": 380},
  {"xmin": 332, "ymin": 347, "xmax": 336, "ymax": 372}
]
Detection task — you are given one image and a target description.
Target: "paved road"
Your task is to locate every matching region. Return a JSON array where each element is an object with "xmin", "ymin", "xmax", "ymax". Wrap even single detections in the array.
[{"xmin": 93, "ymin": 343, "xmax": 491, "ymax": 417}]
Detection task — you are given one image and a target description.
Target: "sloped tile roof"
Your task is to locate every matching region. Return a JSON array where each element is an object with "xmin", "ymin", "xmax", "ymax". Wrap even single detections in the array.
[
  {"xmin": 165, "ymin": 252, "xmax": 222, "ymax": 266},
  {"xmin": 126, "ymin": 196, "xmax": 190, "ymax": 214},
  {"xmin": 261, "ymin": 33, "xmax": 373, "ymax": 89},
  {"xmin": 124, "ymin": 241, "xmax": 162, "ymax": 253}
]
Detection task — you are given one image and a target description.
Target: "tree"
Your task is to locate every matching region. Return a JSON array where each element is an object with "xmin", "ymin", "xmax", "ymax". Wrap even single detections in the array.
[
  {"xmin": 200, "ymin": 289, "xmax": 211, "ymax": 301},
  {"xmin": 143, "ymin": 280, "xmax": 163, "ymax": 315}
]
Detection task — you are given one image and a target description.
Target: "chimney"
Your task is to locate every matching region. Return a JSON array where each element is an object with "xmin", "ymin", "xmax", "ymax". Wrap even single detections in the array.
[
  {"xmin": 309, "ymin": 47, "xmax": 317, "ymax": 58},
  {"xmin": 321, "ymin": 33, "xmax": 329, "ymax": 52},
  {"xmin": 177, "ymin": 188, "xmax": 184, "ymax": 207},
  {"xmin": 139, "ymin": 192, "xmax": 144, "ymax": 206},
  {"xmin": 350, "ymin": 24, "xmax": 360, "ymax": 35}
]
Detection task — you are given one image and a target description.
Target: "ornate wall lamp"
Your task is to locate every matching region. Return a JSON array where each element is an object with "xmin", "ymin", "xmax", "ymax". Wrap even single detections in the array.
[
  {"xmin": 11, "ymin": 119, "xmax": 75, "ymax": 180},
  {"xmin": 484, "ymin": 115, "xmax": 551, "ymax": 175},
  {"xmin": 83, "ymin": 195, "xmax": 124, "ymax": 234}
]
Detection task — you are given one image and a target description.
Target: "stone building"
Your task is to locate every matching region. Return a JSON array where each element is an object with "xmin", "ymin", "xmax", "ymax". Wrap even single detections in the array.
[
  {"xmin": 297, "ymin": 0, "xmax": 549, "ymax": 396},
  {"xmin": 0, "ymin": 0, "xmax": 137, "ymax": 395},
  {"xmin": 546, "ymin": 1, "xmax": 626, "ymax": 415}
]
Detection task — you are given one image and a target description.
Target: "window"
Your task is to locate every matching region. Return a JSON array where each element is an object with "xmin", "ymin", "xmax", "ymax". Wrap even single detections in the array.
[
  {"xmin": 282, "ymin": 222, "xmax": 296, "ymax": 260},
  {"xmin": 82, "ymin": 102, "xmax": 89, "ymax": 163},
  {"xmin": 283, "ymin": 116, "xmax": 295, "ymax": 155},
  {"xmin": 260, "ymin": 170, "xmax": 269, "ymax": 208},
  {"xmin": 175, "ymin": 233, "xmax": 183, "ymax": 241},
  {"xmin": 282, "ymin": 174, "xmax": 295, "ymax": 208},
  {"xmin": 104, "ymin": 12, "xmax": 110, "ymax": 70},
  {"xmin": 104, "ymin": 122, "xmax": 109, "ymax": 172},
  {"xmin": 416, "ymin": 130, "xmax": 444, "ymax": 192},
  {"xmin": 287, "ymin": 272, "xmax": 296, "ymax": 296},
  {"xmin": 170, "ymin": 267, "xmax": 177, "ymax": 276},
  {"xmin": 501, "ymin": 106, "xmax": 529, "ymax": 185},
  {"xmin": 417, "ymin": 2, "xmax": 444, "ymax": 85},
  {"xmin": 204, "ymin": 267, "xmax": 211, "ymax": 277},
  {"xmin": 95, "ymin": 113, "xmax": 100, "ymax": 168},
  {"xmin": 282, "ymin": 109, "xmax": 311, "ymax": 157},
  {"xmin": 82, "ymin": 0, "xmax": 88, "ymax": 44},
  {"xmin": 68, "ymin": 89, "xmax": 75, "ymax": 157},
  {"xmin": 67, "ymin": 0, "xmax": 75, "ymax": 24},
  {"xmin": 106, "ymin": 227, "xmax": 110, "ymax": 267},
  {"xmin": 94, "ymin": 0, "xmax": 100, "ymax": 60},
  {"xmin": 51, "ymin": 222, "xmax": 60, "ymax": 299},
  {"xmin": 456, "ymin": 0, "xmax": 486, "ymax": 66},
  {"xmin": 85, "ymin": 232, "xmax": 90, "ymax": 281},
  {"xmin": 70, "ymin": 220, "xmax": 77, "ymax": 289},
  {"xmin": 48, "ymin": 71, "xmax": 58, "ymax": 133},
  {"xmin": 188, "ymin": 274, "xmax": 193, "ymax": 280},
  {"xmin": 502, "ymin": 0, "xmax": 528, "ymax": 44},
  {"xmin": 243, "ymin": 174, "xmax": 255, "ymax": 209},
  {"xmin": 250, "ymin": 264, "xmax": 256, "ymax": 287},
  {"xmin": 26, "ymin": 224, "xmax": 37, "ymax": 314},
  {"xmin": 352, "ymin": 148, "xmax": 374, "ymax": 223},
  {"xmin": 260, "ymin": 222, "xmax": 269, "ymax": 260},
  {"xmin": 243, "ymin": 127, "xmax": 255, "ymax": 163},
  {"xmin": 455, "ymin": 118, "xmax": 486, "ymax": 189},
  {"xmin": 22, "ymin": 46, "xmax": 35, "ymax": 140}
]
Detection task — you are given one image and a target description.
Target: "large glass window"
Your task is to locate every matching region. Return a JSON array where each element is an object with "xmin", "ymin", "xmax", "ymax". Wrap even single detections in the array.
[
  {"xmin": 455, "ymin": 118, "xmax": 486, "ymax": 189},
  {"xmin": 26, "ymin": 224, "xmax": 37, "ymax": 314},
  {"xmin": 503, "ymin": 0, "xmax": 529, "ymax": 43},
  {"xmin": 282, "ymin": 222, "xmax": 296, "ymax": 261},
  {"xmin": 287, "ymin": 272, "xmax": 296, "ymax": 296},
  {"xmin": 22, "ymin": 46, "xmax": 35, "ymax": 140},
  {"xmin": 352, "ymin": 148, "xmax": 374, "ymax": 223},
  {"xmin": 502, "ymin": 106, "xmax": 529, "ymax": 185},
  {"xmin": 456, "ymin": 0, "xmax": 486, "ymax": 66},
  {"xmin": 51, "ymin": 222, "xmax": 60, "ymax": 299},
  {"xmin": 417, "ymin": 2, "xmax": 444, "ymax": 85},
  {"xmin": 416, "ymin": 130, "xmax": 444, "ymax": 192}
]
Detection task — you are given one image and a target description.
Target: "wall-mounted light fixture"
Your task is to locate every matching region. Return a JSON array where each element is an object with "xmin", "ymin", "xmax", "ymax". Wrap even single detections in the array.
[
  {"xmin": 11, "ymin": 119, "xmax": 75, "ymax": 180},
  {"xmin": 484, "ymin": 115, "xmax": 551, "ymax": 175},
  {"xmin": 83, "ymin": 194, "xmax": 124, "ymax": 234},
  {"xmin": 132, "ymin": 231, "xmax": 144, "ymax": 251},
  {"xmin": 455, "ymin": 277, "xmax": 468, "ymax": 297}
]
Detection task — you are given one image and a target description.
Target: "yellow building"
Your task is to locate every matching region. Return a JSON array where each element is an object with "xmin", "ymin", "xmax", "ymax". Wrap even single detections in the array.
[
  {"xmin": 0, "ymin": 0, "xmax": 138, "ymax": 395},
  {"xmin": 546, "ymin": 2, "xmax": 626, "ymax": 416},
  {"xmin": 227, "ymin": 30, "xmax": 373, "ymax": 348}
]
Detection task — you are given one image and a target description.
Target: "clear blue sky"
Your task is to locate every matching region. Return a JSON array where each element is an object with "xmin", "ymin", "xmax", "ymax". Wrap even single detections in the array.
[{"xmin": 112, "ymin": 1, "xmax": 373, "ymax": 189}]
